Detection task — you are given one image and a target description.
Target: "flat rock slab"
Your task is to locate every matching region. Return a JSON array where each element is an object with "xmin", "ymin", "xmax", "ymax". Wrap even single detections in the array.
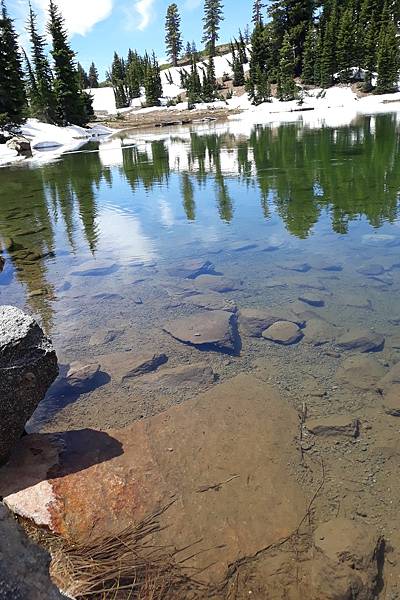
[
  {"xmin": 98, "ymin": 352, "xmax": 168, "ymax": 384},
  {"xmin": 167, "ymin": 259, "xmax": 215, "ymax": 279},
  {"xmin": 306, "ymin": 416, "xmax": 360, "ymax": 438},
  {"xmin": 239, "ymin": 307, "xmax": 303, "ymax": 338},
  {"xmin": 0, "ymin": 375, "xmax": 306, "ymax": 584},
  {"xmin": 298, "ymin": 293, "xmax": 325, "ymax": 307},
  {"xmin": 70, "ymin": 261, "xmax": 118, "ymax": 277},
  {"xmin": 89, "ymin": 328, "xmax": 124, "ymax": 346},
  {"xmin": 382, "ymin": 386, "xmax": 400, "ymax": 416},
  {"xmin": 336, "ymin": 355, "xmax": 387, "ymax": 391},
  {"xmin": 303, "ymin": 319, "xmax": 338, "ymax": 347},
  {"xmin": 279, "ymin": 262, "xmax": 312, "ymax": 273},
  {"xmin": 377, "ymin": 362, "xmax": 400, "ymax": 393},
  {"xmin": 191, "ymin": 275, "xmax": 241, "ymax": 293},
  {"xmin": 336, "ymin": 328, "xmax": 385, "ymax": 353},
  {"xmin": 356, "ymin": 264, "xmax": 385, "ymax": 277},
  {"xmin": 312, "ymin": 518, "xmax": 382, "ymax": 600},
  {"xmin": 139, "ymin": 363, "xmax": 216, "ymax": 392},
  {"xmin": 262, "ymin": 321, "xmax": 303, "ymax": 346},
  {"xmin": 183, "ymin": 293, "xmax": 237, "ymax": 313},
  {"xmin": 163, "ymin": 311, "xmax": 239, "ymax": 354}
]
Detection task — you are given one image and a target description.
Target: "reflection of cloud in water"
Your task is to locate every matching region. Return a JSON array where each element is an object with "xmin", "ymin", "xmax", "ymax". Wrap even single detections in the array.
[
  {"xmin": 158, "ymin": 198, "xmax": 175, "ymax": 228},
  {"xmin": 99, "ymin": 138, "xmax": 124, "ymax": 167},
  {"xmin": 96, "ymin": 207, "xmax": 157, "ymax": 264}
]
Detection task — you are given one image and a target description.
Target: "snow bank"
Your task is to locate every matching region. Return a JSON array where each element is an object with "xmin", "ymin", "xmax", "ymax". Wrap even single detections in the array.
[{"xmin": 0, "ymin": 118, "xmax": 113, "ymax": 168}]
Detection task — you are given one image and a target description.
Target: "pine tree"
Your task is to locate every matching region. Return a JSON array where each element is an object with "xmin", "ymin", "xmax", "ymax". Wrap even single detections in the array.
[
  {"xmin": 23, "ymin": 49, "xmax": 41, "ymax": 119},
  {"xmin": 336, "ymin": 4, "xmax": 356, "ymax": 83},
  {"xmin": 302, "ymin": 25, "xmax": 316, "ymax": 84},
  {"xmin": 165, "ymin": 3, "xmax": 182, "ymax": 67},
  {"xmin": 88, "ymin": 62, "xmax": 99, "ymax": 88},
  {"xmin": 319, "ymin": 1, "xmax": 338, "ymax": 88},
  {"xmin": 185, "ymin": 54, "xmax": 202, "ymax": 108},
  {"xmin": 27, "ymin": 3, "xmax": 57, "ymax": 123},
  {"xmin": 231, "ymin": 42, "xmax": 245, "ymax": 86},
  {"xmin": 47, "ymin": 0, "xmax": 88, "ymax": 125},
  {"xmin": 0, "ymin": 0, "xmax": 27, "ymax": 127},
  {"xmin": 110, "ymin": 52, "xmax": 128, "ymax": 108},
  {"xmin": 277, "ymin": 31, "xmax": 297, "ymax": 100},
  {"xmin": 202, "ymin": 0, "xmax": 224, "ymax": 57},
  {"xmin": 376, "ymin": 19, "xmax": 399, "ymax": 93},
  {"xmin": 202, "ymin": 55, "xmax": 218, "ymax": 101},
  {"xmin": 77, "ymin": 62, "xmax": 89, "ymax": 89},
  {"xmin": 252, "ymin": 0, "xmax": 265, "ymax": 25},
  {"xmin": 126, "ymin": 54, "xmax": 141, "ymax": 99},
  {"xmin": 268, "ymin": 0, "xmax": 315, "ymax": 77},
  {"xmin": 185, "ymin": 41, "xmax": 192, "ymax": 58},
  {"xmin": 144, "ymin": 53, "xmax": 162, "ymax": 106}
]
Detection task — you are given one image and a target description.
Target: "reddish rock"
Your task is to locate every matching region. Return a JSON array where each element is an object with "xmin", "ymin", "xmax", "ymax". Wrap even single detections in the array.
[{"xmin": 0, "ymin": 375, "xmax": 306, "ymax": 583}]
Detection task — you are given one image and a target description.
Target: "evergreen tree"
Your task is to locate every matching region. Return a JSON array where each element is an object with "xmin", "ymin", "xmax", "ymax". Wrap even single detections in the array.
[
  {"xmin": 269, "ymin": 0, "xmax": 315, "ymax": 76},
  {"xmin": 23, "ymin": 49, "xmax": 41, "ymax": 119},
  {"xmin": 376, "ymin": 19, "xmax": 399, "ymax": 93},
  {"xmin": 144, "ymin": 53, "xmax": 162, "ymax": 106},
  {"xmin": 77, "ymin": 62, "xmax": 89, "ymax": 89},
  {"xmin": 202, "ymin": 0, "xmax": 224, "ymax": 57},
  {"xmin": 336, "ymin": 4, "xmax": 356, "ymax": 82},
  {"xmin": 302, "ymin": 25, "xmax": 316, "ymax": 84},
  {"xmin": 88, "ymin": 62, "xmax": 99, "ymax": 88},
  {"xmin": 165, "ymin": 3, "xmax": 182, "ymax": 67},
  {"xmin": 252, "ymin": 0, "xmax": 265, "ymax": 25},
  {"xmin": 126, "ymin": 54, "xmax": 141, "ymax": 99},
  {"xmin": 0, "ymin": 0, "xmax": 27, "ymax": 127},
  {"xmin": 231, "ymin": 42, "xmax": 245, "ymax": 86},
  {"xmin": 277, "ymin": 31, "xmax": 297, "ymax": 100},
  {"xmin": 47, "ymin": 0, "xmax": 88, "ymax": 125},
  {"xmin": 320, "ymin": 1, "xmax": 338, "ymax": 87},
  {"xmin": 110, "ymin": 52, "xmax": 128, "ymax": 108},
  {"xmin": 27, "ymin": 3, "xmax": 57, "ymax": 123},
  {"xmin": 202, "ymin": 55, "xmax": 218, "ymax": 101},
  {"xmin": 185, "ymin": 41, "xmax": 192, "ymax": 58},
  {"xmin": 185, "ymin": 54, "xmax": 202, "ymax": 108}
]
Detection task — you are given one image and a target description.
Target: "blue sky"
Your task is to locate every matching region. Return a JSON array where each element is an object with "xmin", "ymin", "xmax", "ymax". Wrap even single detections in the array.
[{"xmin": 9, "ymin": 0, "xmax": 254, "ymax": 79}]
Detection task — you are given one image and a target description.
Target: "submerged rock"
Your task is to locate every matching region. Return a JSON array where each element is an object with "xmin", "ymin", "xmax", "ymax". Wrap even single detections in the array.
[
  {"xmin": 262, "ymin": 321, "xmax": 303, "ymax": 345},
  {"xmin": 163, "ymin": 311, "xmax": 239, "ymax": 354},
  {"xmin": 356, "ymin": 264, "xmax": 385, "ymax": 277},
  {"xmin": 312, "ymin": 518, "xmax": 383, "ymax": 600},
  {"xmin": 192, "ymin": 275, "xmax": 241, "ymax": 293},
  {"xmin": 89, "ymin": 327, "xmax": 124, "ymax": 346},
  {"xmin": 70, "ymin": 260, "xmax": 117, "ymax": 277},
  {"xmin": 306, "ymin": 415, "xmax": 360, "ymax": 438},
  {"xmin": 139, "ymin": 363, "xmax": 216, "ymax": 391},
  {"xmin": 183, "ymin": 292, "xmax": 237, "ymax": 313},
  {"xmin": 298, "ymin": 293, "xmax": 325, "ymax": 307},
  {"xmin": 382, "ymin": 386, "xmax": 400, "ymax": 416},
  {"xmin": 0, "ymin": 306, "xmax": 58, "ymax": 465},
  {"xmin": 0, "ymin": 257, "xmax": 4, "ymax": 273},
  {"xmin": 0, "ymin": 375, "xmax": 306, "ymax": 583},
  {"xmin": 0, "ymin": 503, "xmax": 66, "ymax": 599},
  {"xmin": 239, "ymin": 307, "xmax": 303, "ymax": 338},
  {"xmin": 98, "ymin": 351, "xmax": 168, "ymax": 384},
  {"xmin": 303, "ymin": 318, "xmax": 338, "ymax": 346},
  {"xmin": 336, "ymin": 328, "xmax": 385, "ymax": 353},
  {"xmin": 377, "ymin": 362, "xmax": 400, "ymax": 393},
  {"xmin": 336, "ymin": 355, "xmax": 387, "ymax": 391},
  {"xmin": 167, "ymin": 258, "xmax": 215, "ymax": 279}
]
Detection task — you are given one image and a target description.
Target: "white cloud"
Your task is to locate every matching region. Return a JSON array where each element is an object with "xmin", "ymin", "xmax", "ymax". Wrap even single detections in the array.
[
  {"xmin": 134, "ymin": 0, "xmax": 154, "ymax": 31},
  {"xmin": 32, "ymin": 0, "xmax": 113, "ymax": 37}
]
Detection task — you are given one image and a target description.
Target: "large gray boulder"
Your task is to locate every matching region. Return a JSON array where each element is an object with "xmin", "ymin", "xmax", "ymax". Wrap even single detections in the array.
[
  {"xmin": 0, "ymin": 306, "xmax": 58, "ymax": 464},
  {"xmin": 0, "ymin": 503, "xmax": 66, "ymax": 599}
]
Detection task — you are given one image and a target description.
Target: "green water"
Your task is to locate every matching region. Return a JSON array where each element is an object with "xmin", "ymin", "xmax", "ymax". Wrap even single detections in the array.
[{"xmin": 1, "ymin": 112, "xmax": 400, "ymax": 430}]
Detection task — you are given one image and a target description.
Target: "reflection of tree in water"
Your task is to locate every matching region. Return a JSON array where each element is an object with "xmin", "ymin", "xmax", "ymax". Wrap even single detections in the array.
[
  {"xmin": 175, "ymin": 114, "xmax": 400, "ymax": 237},
  {"xmin": 0, "ymin": 148, "xmax": 109, "ymax": 330}
]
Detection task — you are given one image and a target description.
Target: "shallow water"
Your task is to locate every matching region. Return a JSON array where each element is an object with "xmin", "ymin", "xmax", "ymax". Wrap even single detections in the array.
[{"xmin": 1, "ymin": 112, "xmax": 400, "ymax": 433}]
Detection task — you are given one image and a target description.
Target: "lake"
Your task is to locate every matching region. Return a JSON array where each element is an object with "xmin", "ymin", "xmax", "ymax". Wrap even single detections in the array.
[
  {"xmin": 2, "ymin": 111, "xmax": 400, "ymax": 595},
  {"xmin": 1, "ymin": 112, "xmax": 400, "ymax": 431}
]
